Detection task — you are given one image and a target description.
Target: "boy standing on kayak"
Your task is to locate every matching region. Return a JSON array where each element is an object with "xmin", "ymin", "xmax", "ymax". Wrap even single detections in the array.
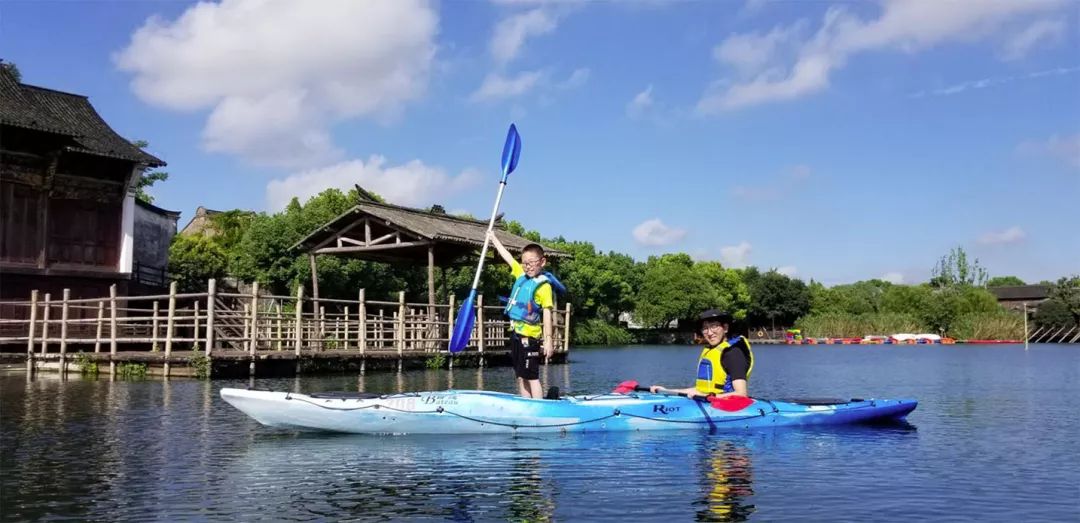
[
  {"xmin": 650, "ymin": 309, "xmax": 752, "ymax": 399},
  {"xmin": 487, "ymin": 231, "xmax": 565, "ymax": 399}
]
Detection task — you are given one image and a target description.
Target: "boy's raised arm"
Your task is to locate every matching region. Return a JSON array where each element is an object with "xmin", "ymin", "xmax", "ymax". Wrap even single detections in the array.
[{"xmin": 487, "ymin": 231, "xmax": 516, "ymax": 267}]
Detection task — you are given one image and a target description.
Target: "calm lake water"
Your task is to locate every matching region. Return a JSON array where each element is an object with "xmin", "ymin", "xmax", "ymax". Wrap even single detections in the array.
[{"xmin": 2, "ymin": 344, "xmax": 1079, "ymax": 522}]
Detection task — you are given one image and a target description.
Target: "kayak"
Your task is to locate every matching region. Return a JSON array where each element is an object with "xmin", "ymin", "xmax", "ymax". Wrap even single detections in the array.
[{"xmin": 220, "ymin": 387, "xmax": 917, "ymax": 434}]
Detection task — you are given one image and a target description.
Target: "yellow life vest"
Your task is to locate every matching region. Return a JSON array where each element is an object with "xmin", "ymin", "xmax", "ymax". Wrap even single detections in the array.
[{"xmin": 694, "ymin": 336, "xmax": 754, "ymax": 395}]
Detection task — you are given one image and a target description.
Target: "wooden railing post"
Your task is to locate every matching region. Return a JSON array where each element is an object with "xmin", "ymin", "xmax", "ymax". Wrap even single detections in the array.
[
  {"xmin": 151, "ymin": 300, "xmax": 160, "ymax": 351},
  {"xmin": 164, "ymin": 281, "xmax": 177, "ymax": 377},
  {"xmin": 447, "ymin": 293, "xmax": 455, "ymax": 344},
  {"xmin": 319, "ymin": 307, "xmax": 326, "ymax": 350},
  {"xmin": 39, "ymin": 293, "xmax": 51, "ymax": 356},
  {"xmin": 358, "ymin": 289, "xmax": 366, "ymax": 354},
  {"xmin": 248, "ymin": 281, "xmax": 259, "ymax": 356},
  {"xmin": 563, "ymin": 303, "xmax": 572, "ymax": 353},
  {"xmin": 205, "ymin": 279, "xmax": 216, "ymax": 357},
  {"xmin": 109, "ymin": 285, "xmax": 118, "ymax": 376},
  {"xmin": 343, "ymin": 306, "xmax": 350, "ymax": 351},
  {"xmin": 26, "ymin": 290, "xmax": 38, "ymax": 374},
  {"xmin": 193, "ymin": 300, "xmax": 201, "ymax": 350},
  {"xmin": 397, "ymin": 291, "xmax": 406, "ymax": 356},
  {"xmin": 294, "ymin": 285, "xmax": 304, "ymax": 355},
  {"xmin": 59, "ymin": 289, "xmax": 70, "ymax": 374},
  {"xmin": 274, "ymin": 302, "xmax": 282, "ymax": 351},
  {"xmin": 476, "ymin": 294, "xmax": 484, "ymax": 355},
  {"xmin": 94, "ymin": 300, "xmax": 105, "ymax": 353}
]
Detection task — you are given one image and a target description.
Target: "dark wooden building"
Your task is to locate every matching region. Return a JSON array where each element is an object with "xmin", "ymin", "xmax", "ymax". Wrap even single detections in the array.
[
  {"xmin": 0, "ymin": 69, "xmax": 165, "ymax": 308},
  {"xmin": 988, "ymin": 285, "xmax": 1050, "ymax": 312}
]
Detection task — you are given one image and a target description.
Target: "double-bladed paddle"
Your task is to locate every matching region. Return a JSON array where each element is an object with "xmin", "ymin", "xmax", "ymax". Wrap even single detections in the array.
[
  {"xmin": 613, "ymin": 380, "xmax": 755, "ymax": 412},
  {"xmin": 448, "ymin": 124, "xmax": 522, "ymax": 354}
]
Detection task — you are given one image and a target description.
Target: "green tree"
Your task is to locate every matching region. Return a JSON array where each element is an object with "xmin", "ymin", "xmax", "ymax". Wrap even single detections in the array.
[
  {"xmin": 130, "ymin": 140, "xmax": 169, "ymax": 204},
  {"xmin": 633, "ymin": 254, "xmax": 711, "ymax": 328},
  {"xmin": 1, "ymin": 59, "xmax": 21, "ymax": 82},
  {"xmin": 745, "ymin": 269, "xmax": 810, "ymax": 329},
  {"xmin": 987, "ymin": 276, "xmax": 1025, "ymax": 287},
  {"xmin": 693, "ymin": 261, "xmax": 751, "ymax": 320},
  {"xmin": 1047, "ymin": 276, "xmax": 1080, "ymax": 325},
  {"xmin": 168, "ymin": 235, "xmax": 228, "ymax": 292},
  {"xmin": 880, "ymin": 284, "xmax": 933, "ymax": 315},
  {"xmin": 931, "ymin": 246, "xmax": 988, "ymax": 288},
  {"xmin": 810, "ymin": 280, "xmax": 892, "ymax": 315},
  {"xmin": 545, "ymin": 240, "xmax": 637, "ymax": 322},
  {"xmin": 1033, "ymin": 299, "xmax": 1077, "ymax": 330}
]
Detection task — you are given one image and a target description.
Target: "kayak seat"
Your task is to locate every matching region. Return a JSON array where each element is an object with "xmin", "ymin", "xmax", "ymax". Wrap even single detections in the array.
[{"xmin": 544, "ymin": 386, "xmax": 560, "ymax": 400}]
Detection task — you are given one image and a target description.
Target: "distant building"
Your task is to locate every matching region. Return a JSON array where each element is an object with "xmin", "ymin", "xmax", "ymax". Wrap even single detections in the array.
[
  {"xmin": 179, "ymin": 206, "xmax": 254, "ymax": 238},
  {"xmin": 987, "ymin": 285, "xmax": 1050, "ymax": 312},
  {"xmin": 0, "ymin": 68, "xmax": 165, "ymax": 308},
  {"xmin": 179, "ymin": 206, "xmax": 222, "ymax": 237},
  {"xmin": 133, "ymin": 199, "xmax": 180, "ymax": 291}
]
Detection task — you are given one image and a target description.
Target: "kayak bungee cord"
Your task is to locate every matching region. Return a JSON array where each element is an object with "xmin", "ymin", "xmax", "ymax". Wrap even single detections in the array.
[{"xmin": 283, "ymin": 392, "xmax": 773, "ymax": 429}]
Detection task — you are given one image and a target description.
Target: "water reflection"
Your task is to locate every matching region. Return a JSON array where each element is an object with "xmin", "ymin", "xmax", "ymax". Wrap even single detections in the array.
[
  {"xmin": 7, "ymin": 344, "xmax": 1077, "ymax": 521},
  {"xmin": 696, "ymin": 438, "xmax": 755, "ymax": 522}
]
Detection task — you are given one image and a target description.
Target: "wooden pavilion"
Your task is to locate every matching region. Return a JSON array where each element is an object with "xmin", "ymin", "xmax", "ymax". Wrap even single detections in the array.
[{"xmin": 291, "ymin": 190, "xmax": 568, "ymax": 309}]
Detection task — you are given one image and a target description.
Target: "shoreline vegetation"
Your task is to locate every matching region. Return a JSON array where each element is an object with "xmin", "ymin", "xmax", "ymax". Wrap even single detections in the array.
[{"xmin": 170, "ymin": 188, "xmax": 1080, "ymax": 345}]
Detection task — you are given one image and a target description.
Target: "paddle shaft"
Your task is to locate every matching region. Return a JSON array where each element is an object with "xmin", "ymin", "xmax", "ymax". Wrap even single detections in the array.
[{"xmin": 468, "ymin": 179, "xmax": 508, "ymax": 290}]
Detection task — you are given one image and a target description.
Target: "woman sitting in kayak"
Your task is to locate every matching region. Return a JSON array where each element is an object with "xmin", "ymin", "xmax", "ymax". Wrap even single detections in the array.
[{"xmin": 650, "ymin": 309, "xmax": 752, "ymax": 400}]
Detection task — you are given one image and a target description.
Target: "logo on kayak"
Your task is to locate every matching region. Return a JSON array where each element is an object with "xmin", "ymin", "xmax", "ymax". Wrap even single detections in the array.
[
  {"xmin": 422, "ymin": 395, "xmax": 459, "ymax": 406},
  {"xmin": 653, "ymin": 404, "xmax": 680, "ymax": 414}
]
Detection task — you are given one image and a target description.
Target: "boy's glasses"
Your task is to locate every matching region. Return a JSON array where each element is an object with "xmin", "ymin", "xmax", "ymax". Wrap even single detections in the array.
[
  {"xmin": 701, "ymin": 323, "xmax": 726, "ymax": 333},
  {"xmin": 522, "ymin": 258, "xmax": 543, "ymax": 268}
]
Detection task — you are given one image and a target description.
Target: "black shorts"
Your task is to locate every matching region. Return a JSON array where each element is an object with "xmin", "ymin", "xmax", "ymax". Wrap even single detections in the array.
[{"xmin": 510, "ymin": 333, "xmax": 541, "ymax": 381}]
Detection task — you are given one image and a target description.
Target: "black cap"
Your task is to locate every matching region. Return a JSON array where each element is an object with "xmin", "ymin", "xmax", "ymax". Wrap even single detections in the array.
[{"xmin": 696, "ymin": 309, "xmax": 733, "ymax": 330}]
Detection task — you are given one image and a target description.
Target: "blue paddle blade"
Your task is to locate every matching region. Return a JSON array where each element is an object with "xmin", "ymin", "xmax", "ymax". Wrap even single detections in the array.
[
  {"xmin": 500, "ymin": 123, "xmax": 521, "ymax": 180},
  {"xmin": 448, "ymin": 290, "xmax": 478, "ymax": 354}
]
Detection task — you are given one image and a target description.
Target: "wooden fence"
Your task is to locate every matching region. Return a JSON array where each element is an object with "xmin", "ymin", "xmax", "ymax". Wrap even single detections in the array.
[{"xmin": 0, "ymin": 278, "xmax": 572, "ymax": 376}]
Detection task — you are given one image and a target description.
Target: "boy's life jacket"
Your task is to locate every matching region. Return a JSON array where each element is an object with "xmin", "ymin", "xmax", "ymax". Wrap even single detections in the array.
[
  {"xmin": 503, "ymin": 271, "xmax": 566, "ymax": 325},
  {"xmin": 695, "ymin": 336, "xmax": 754, "ymax": 394}
]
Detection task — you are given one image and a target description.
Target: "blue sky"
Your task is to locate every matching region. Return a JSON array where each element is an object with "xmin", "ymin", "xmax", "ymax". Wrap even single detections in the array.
[{"xmin": 3, "ymin": 0, "xmax": 1078, "ymax": 285}]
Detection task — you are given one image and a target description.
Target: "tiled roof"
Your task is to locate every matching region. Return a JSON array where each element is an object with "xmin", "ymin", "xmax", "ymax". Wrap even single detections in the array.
[
  {"xmin": 293, "ymin": 200, "xmax": 569, "ymax": 259},
  {"xmin": 0, "ymin": 70, "xmax": 165, "ymax": 166}
]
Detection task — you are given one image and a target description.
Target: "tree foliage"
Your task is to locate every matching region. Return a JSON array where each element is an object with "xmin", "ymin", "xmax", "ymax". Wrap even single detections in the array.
[
  {"xmin": 743, "ymin": 267, "xmax": 810, "ymax": 327},
  {"xmin": 986, "ymin": 276, "xmax": 1025, "ymax": 287},
  {"xmin": 162, "ymin": 187, "xmax": 1072, "ymax": 342},
  {"xmin": 130, "ymin": 140, "xmax": 169, "ymax": 204},
  {"xmin": 168, "ymin": 235, "xmax": 228, "ymax": 292},
  {"xmin": 1047, "ymin": 276, "xmax": 1080, "ymax": 325},
  {"xmin": 931, "ymin": 246, "xmax": 988, "ymax": 288},
  {"xmin": 1, "ymin": 60, "xmax": 21, "ymax": 82},
  {"xmin": 1033, "ymin": 299, "xmax": 1076, "ymax": 330}
]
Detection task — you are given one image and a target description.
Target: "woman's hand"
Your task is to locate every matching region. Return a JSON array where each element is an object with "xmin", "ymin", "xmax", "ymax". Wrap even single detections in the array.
[{"xmin": 649, "ymin": 385, "xmax": 663, "ymax": 393}]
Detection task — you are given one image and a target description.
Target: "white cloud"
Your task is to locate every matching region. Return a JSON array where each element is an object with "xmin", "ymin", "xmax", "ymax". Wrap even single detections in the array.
[
  {"xmin": 911, "ymin": 66, "xmax": 1080, "ymax": 98},
  {"xmin": 978, "ymin": 226, "xmax": 1026, "ymax": 245},
  {"xmin": 490, "ymin": 8, "xmax": 557, "ymax": 65},
  {"xmin": 632, "ymin": 218, "xmax": 687, "ymax": 247},
  {"xmin": 719, "ymin": 241, "xmax": 752, "ymax": 268},
  {"xmin": 697, "ymin": 0, "xmax": 1067, "ymax": 113},
  {"xmin": 880, "ymin": 272, "xmax": 905, "ymax": 284},
  {"xmin": 115, "ymin": 0, "xmax": 437, "ymax": 168},
  {"xmin": 266, "ymin": 156, "xmax": 479, "ymax": 211},
  {"xmin": 775, "ymin": 266, "xmax": 798, "ymax": 276},
  {"xmin": 732, "ymin": 164, "xmax": 813, "ymax": 201},
  {"xmin": 712, "ymin": 21, "xmax": 807, "ymax": 76},
  {"xmin": 470, "ymin": 70, "xmax": 545, "ymax": 102},
  {"xmin": 558, "ymin": 68, "xmax": 590, "ymax": 90},
  {"xmin": 1002, "ymin": 18, "xmax": 1065, "ymax": 60},
  {"xmin": 627, "ymin": 85, "xmax": 654, "ymax": 118},
  {"xmin": 1019, "ymin": 133, "xmax": 1080, "ymax": 170}
]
